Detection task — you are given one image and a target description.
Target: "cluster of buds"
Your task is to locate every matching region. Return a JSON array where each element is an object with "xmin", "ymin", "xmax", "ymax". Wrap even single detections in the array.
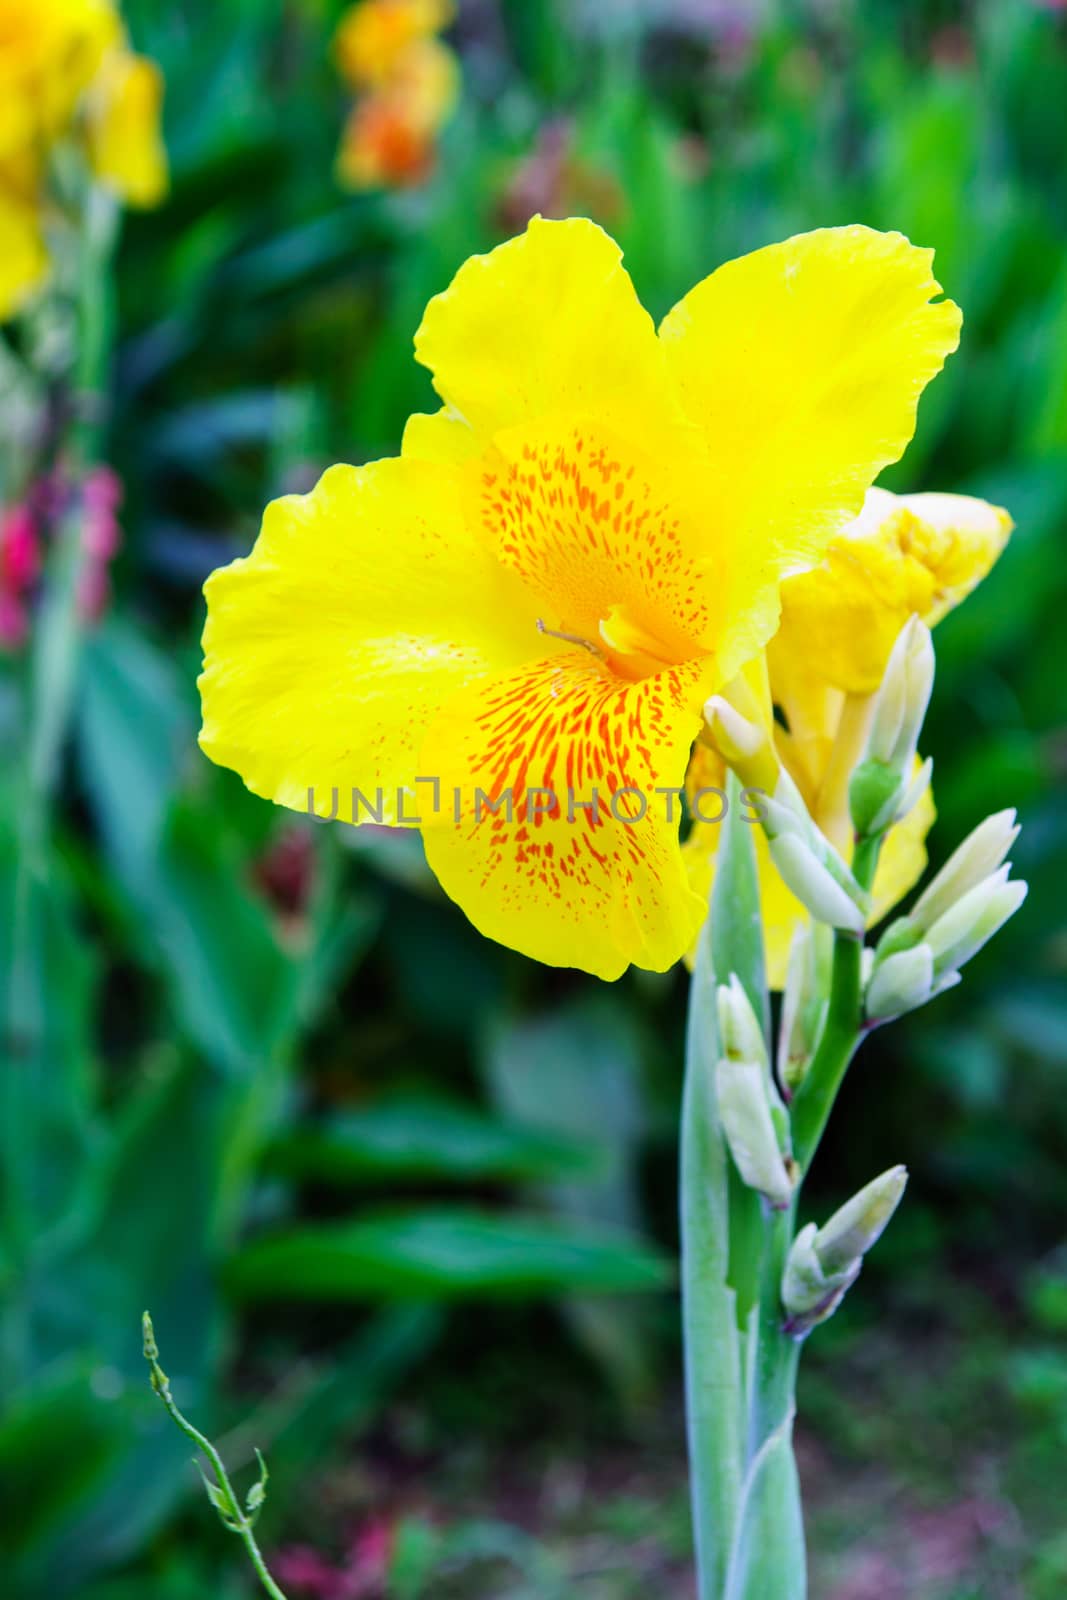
[
  {"xmin": 865, "ymin": 808, "xmax": 1026, "ymax": 1023},
  {"xmin": 715, "ymin": 974, "xmax": 797, "ymax": 1209},
  {"xmin": 705, "ymin": 694, "xmax": 871, "ymax": 933},
  {"xmin": 782, "ymin": 1166, "xmax": 908, "ymax": 1336},
  {"xmin": 704, "ymin": 612, "xmax": 1027, "ymax": 1343}
]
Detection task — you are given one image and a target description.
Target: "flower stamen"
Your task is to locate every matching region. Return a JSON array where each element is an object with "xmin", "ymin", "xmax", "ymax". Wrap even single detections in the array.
[{"xmin": 536, "ymin": 617, "xmax": 605, "ymax": 659}]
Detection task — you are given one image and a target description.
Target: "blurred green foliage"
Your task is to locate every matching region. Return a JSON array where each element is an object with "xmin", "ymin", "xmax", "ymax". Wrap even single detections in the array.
[{"xmin": 2, "ymin": 0, "xmax": 1067, "ymax": 1594}]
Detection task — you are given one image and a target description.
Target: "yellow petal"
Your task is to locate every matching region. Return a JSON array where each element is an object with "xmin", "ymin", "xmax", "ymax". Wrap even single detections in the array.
[
  {"xmin": 86, "ymin": 50, "xmax": 168, "ymax": 208},
  {"xmin": 870, "ymin": 774, "xmax": 935, "ymax": 928},
  {"xmin": 774, "ymin": 486, "xmax": 1013, "ymax": 695},
  {"xmin": 890, "ymin": 490, "xmax": 1013, "ymax": 626},
  {"xmin": 421, "ymin": 653, "xmax": 717, "ymax": 979},
  {"xmin": 659, "ymin": 226, "xmax": 962, "ymax": 596},
  {"xmin": 411, "ymin": 216, "xmax": 688, "ymax": 462},
  {"xmin": 401, "ymin": 405, "xmax": 481, "ymax": 466},
  {"xmin": 199, "ymin": 459, "xmax": 543, "ymax": 822}
]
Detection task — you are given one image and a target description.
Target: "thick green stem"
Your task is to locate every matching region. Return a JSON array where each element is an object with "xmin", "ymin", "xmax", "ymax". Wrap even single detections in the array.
[
  {"xmin": 791, "ymin": 833, "xmax": 881, "ymax": 1173},
  {"xmin": 750, "ymin": 1201, "xmax": 800, "ymax": 1448},
  {"xmin": 681, "ymin": 937, "xmax": 744, "ymax": 1600}
]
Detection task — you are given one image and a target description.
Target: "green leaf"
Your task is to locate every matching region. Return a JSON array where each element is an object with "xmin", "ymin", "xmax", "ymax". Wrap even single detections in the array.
[
  {"xmin": 724, "ymin": 1410, "xmax": 806, "ymax": 1600},
  {"xmin": 267, "ymin": 1096, "xmax": 600, "ymax": 1186},
  {"xmin": 226, "ymin": 1210, "xmax": 673, "ymax": 1302},
  {"xmin": 483, "ymin": 996, "xmax": 654, "ymax": 1400}
]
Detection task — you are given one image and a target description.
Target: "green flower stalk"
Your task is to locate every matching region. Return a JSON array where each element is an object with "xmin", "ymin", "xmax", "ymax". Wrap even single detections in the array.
[{"xmin": 142, "ymin": 1313, "xmax": 289, "ymax": 1600}]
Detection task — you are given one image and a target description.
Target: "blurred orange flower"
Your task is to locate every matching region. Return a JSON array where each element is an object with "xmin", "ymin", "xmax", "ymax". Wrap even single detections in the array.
[{"xmin": 333, "ymin": 0, "xmax": 458, "ymax": 191}]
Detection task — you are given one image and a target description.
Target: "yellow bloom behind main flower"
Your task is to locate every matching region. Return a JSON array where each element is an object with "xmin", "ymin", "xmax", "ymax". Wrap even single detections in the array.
[
  {"xmin": 683, "ymin": 485, "xmax": 1012, "ymax": 984},
  {"xmin": 0, "ymin": 0, "xmax": 167, "ymax": 320},
  {"xmin": 199, "ymin": 218, "xmax": 961, "ymax": 980}
]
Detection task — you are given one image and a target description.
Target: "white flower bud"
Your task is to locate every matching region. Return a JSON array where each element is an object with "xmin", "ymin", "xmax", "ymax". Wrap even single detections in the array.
[
  {"xmin": 716, "ymin": 974, "xmax": 768, "ymax": 1069},
  {"xmin": 715, "ymin": 1057, "xmax": 795, "ymax": 1209},
  {"xmin": 925, "ymin": 873, "xmax": 1028, "ymax": 976},
  {"xmin": 768, "ymin": 833, "xmax": 867, "ymax": 933},
  {"xmin": 814, "ymin": 1165, "xmax": 908, "ymax": 1276},
  {"xmin": 703, "ymin": 695, "xmax": 779, "ymax": 791},
  {"xmin": 777, "ymin": 920, "xmax": 830, "ymax": 1094},
  {"xmin": 867, "ymin": 617, "xmax": 934, "ymax": 774},
  {"xmin": 911, "ymin": 809, "xmax": 1020, "ymax": 933}
]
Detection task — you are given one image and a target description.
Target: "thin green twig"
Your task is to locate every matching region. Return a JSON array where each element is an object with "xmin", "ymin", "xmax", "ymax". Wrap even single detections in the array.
[{"xmin": 142, "ymin": 1312, "xmax": 289, "ymax": 1600}]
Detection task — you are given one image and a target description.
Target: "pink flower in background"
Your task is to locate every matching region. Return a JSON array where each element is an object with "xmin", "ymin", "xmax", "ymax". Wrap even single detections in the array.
[
  {"xmin": 1, "ymin": 503, "xmax": 41, "ymax": 590},
  {"xmin": 0, "ymin": 465, "xmax": 124, "ymax": 649},
  {"xmin": 0, "ymin": 500, "xmax": 41, "ymax": 651},
  {"xmin": 274, "ymin": 1516, "xmax": 395, "ymax": 1598},
  {"xmin": 274, "ymin": 1545, "xmax": 347, "ymax": 1597}
]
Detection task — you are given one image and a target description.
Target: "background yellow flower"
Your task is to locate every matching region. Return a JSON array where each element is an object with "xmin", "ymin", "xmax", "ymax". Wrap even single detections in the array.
[{"xmin": 0, "ymin": 0, "xmax": 167, "ymax": 320}]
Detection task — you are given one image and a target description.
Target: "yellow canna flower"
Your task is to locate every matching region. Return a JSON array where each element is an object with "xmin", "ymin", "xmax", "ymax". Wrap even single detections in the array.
[
  {"xmin": 684, "ymin": 484, "xmax": 1011, "ymax": 985},
  {"xmin": 334, "ymin": 0, "xmax": 454, "ymax": 89},
  {"xmin": 0, "ymin": 0, "xmax": 167, "ymax": 320},
  {"xmin": 0, "ymin": 0, "xmax": 119, "ymax": 161},
  {"xmin": 336, "ymin": 36, "xmax": 458, "ymax": 191},
  {"xmin": 199, "ymin": 218, "xmax": 961, "ymax": 979},
  {"xmin": 84, "ymin": 47, "xmax": 168, "ymax": 208}
]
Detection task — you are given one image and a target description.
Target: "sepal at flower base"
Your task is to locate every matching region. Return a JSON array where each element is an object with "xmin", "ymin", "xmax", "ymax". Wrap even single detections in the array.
[
  {"xmin": 865, "ymin": 943, "xmax": 934, "ymax": 1022},
  {"xmin": 782, "ymin": 1166, "xmax": 908, "ymax": 1336}
]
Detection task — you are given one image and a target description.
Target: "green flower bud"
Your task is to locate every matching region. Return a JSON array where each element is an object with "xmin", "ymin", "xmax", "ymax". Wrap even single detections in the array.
[
  {"xmin": 874, "ymin": 914, "xmax": 922, "ymax": 962},
  {"xmin": 865, "ymin": 943, "xmax": 934, "ymax": 1022},
  {"xmin": 848, "ymin": 757, "xmax": 901, "ymax": 838}
]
